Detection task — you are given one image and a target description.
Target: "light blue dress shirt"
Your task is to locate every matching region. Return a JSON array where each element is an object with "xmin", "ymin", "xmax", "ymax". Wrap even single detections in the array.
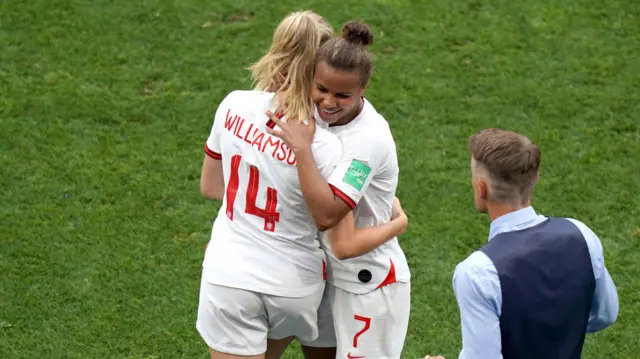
[{"xmin": 453, "ymin": 206, "xmax": 619, "ymax": 359}]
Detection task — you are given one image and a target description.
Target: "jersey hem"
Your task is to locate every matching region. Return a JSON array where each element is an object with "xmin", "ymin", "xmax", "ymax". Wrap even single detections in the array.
[
  {"xmin": 202, "ymin": 273, "xmax": 326, "ymax": 298},
  {"xmin": 327, "ymin": 276, "xmax": 411, "ymax": 294}
]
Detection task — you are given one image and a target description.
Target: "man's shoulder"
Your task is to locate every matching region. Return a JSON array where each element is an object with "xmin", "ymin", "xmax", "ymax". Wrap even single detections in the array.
[
  {"xmin": 453, "ymin": 250, "xmax": 500, "ymax": 300},
  {"xmin": 561, "ymin": 217, "xmax": 595, "ymax": 235},
  {"xmin": 542, "ymin": 216, "xmax": 600, "ymax": 247},
  {"xmin": 455, "ymin": 250, "xmax": 497, "ymax": 279},
  {"xmin": 561, "ymin": 217, "xmax": 604, "ymax": 259}
]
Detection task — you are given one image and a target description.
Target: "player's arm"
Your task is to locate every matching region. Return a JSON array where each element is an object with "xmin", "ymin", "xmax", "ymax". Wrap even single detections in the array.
[
  {"xmin": 200, "ymin": 152, "xmax": 224, "ymax": 200},
  {"xmin": 326, "ymin": 197, "xmax": 408, "ymax": 260},
  {"xmin": 199, "ymin": 96, "xmax": 228, "ymax": 201},
  {"xmin": 293, "ymin": 147, "xmax": 353, "ymax": 230},
  {"xmin": 295, "ymin": 132, "xmax": 381, "ymax": 231}
]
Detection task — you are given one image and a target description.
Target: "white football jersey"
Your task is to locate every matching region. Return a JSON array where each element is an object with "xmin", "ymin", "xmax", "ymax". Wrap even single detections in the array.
[
  {"xmin": 202, "ymin": 90, "xmax": 342, "ymax": 298},
  {"xmin": 319, "ymin": 99, "xmax": 411, "ymax": 294}
]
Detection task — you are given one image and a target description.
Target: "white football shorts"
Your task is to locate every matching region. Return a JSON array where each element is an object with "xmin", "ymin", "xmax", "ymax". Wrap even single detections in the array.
[
  {"xmin": 297, "ymin": 283, "xmax": 337, "ymax": 348},
  {"xmin": 196, "ymin": 275, "xmax": 325, "ymax": 356},
  {"xmin": 332, "ymin": 281, "xmax": 411, "ymax": 359}
]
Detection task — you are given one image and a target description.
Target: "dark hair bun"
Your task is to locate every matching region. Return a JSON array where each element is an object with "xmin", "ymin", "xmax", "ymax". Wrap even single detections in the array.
[{"xmin": 341, "ymin": 21, "xmax": 373, "ymax": 46}]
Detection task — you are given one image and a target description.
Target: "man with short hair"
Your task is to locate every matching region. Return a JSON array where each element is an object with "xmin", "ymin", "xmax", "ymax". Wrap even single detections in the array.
[{"xmin": 425, "ymin": 128, "xmax": 619, "ymax": 359}]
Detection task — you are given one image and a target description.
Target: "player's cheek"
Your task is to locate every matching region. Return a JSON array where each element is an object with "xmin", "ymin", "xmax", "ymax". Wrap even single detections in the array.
[
  {"xmin": 311, "ymin": 89, "xmax": 322, "ymax": 104},
  {"xmin": 341, "ymin": 98, "xmax": 355, "ymax": 110}
]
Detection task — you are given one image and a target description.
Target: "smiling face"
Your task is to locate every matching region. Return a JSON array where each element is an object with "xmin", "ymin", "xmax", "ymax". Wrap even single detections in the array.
[{"xmin": 311, "ymin": 60, "xmax": 365, "ymax": 126}]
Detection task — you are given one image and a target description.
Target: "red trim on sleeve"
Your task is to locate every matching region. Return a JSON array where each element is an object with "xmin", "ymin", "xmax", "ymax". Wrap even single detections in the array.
[
  {"xmin": 204, "ymin": 143, "xmax": 222, "ymax": 160},
  {"xmin": 329, "ymin": 184, "xmax": 356, "ymax": 209},
  {"xmin": 376, "ymin": 258, "xmax": 397, "ymax": 289}
]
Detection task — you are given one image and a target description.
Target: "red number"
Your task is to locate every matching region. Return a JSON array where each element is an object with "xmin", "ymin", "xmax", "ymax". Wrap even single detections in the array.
[
  {"xmin": 353, "ymin": 315, "xmax": 371, "ymax": 348},
  {"xmin": 225, "ymin": 155, "xmax": 242, "ymax": 220},
  {"xmin": 225, "ymin": 154, "xmax": 280, "ymax": 232}
]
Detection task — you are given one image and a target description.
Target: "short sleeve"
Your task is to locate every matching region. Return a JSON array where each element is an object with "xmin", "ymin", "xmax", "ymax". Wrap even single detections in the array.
[
  {"xmin": 326, "ymin": 139, "xmax": 384, "ymax": 209},
  {"xmin": 204, "ymin": 93, "xmax": 235, "ymax": 159},
  {"xmin": 311, "ymin": 127, "xmax": 342, "ymax": 181}
]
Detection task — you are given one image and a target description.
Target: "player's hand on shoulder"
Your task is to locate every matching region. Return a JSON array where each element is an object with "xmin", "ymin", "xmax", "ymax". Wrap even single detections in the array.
[{"xmin": 265, "ymin": 110, "xmax": 316, "ymax": 153}]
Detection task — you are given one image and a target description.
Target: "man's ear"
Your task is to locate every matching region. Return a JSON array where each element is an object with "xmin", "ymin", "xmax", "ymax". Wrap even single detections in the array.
[{"xmin": 478, "ymin": 177, "xmax": 488, "ymax": 200}]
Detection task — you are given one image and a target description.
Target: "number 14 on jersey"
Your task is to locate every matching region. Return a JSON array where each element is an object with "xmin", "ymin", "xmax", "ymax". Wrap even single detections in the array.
[{"xmin": 225, "ymin": 154, "xmax": 281, "ymax": 232}]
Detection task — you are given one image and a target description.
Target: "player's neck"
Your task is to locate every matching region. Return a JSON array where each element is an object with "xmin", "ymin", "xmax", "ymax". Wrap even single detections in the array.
[{"xmin": 487, "ymin": 199, "xmax": 530, "ymax": 221}]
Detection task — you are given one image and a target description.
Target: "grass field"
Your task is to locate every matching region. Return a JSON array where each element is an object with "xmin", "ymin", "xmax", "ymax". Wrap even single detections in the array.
[{"xmin": 1, "ymin": 0, "xmax": 639, "ymax": 358}]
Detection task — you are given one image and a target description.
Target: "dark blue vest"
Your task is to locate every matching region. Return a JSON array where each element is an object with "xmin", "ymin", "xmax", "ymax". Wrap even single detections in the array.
[{"xmin": 480, "ymin": 217, "xmax": 596, "ymax": 359}]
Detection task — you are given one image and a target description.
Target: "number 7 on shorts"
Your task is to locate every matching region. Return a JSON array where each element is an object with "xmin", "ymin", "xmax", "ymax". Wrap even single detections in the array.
[{"xmin": 353, "ymin": 315, "xmax": 371, "ymax": 348}]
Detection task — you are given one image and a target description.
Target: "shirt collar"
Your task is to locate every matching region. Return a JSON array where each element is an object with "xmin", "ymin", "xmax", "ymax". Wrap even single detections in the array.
[{"xmin": 488, "ymin": 206, "xmax": 539, "ymax": 241}]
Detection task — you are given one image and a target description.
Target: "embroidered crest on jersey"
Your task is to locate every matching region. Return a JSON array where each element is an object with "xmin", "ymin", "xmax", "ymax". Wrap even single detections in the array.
[{"xmin": 342, "ymin": 159, "xmax": 371, "ymax": 191}]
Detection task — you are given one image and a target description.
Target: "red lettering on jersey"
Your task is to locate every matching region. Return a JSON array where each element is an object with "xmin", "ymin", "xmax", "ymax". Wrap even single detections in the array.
[
  {"xmin": 285, "ymin": 147, "xmax": 296, "ymax": 165},
  {"xmin": 222, "ymin": 109, "xmax": 298, "ymax": 166},
  {"xmin": 275, "ymin": 141, "xmax": 287, "ymax": 161},
  {"xmin": 224, "ymin": 109, "xmax": 237, "ymax": 130},
  {"xmin": 252, "ymin": 132, "xmax": 264, "ymax": 151},
  {"xmin": 242, "ymin": 123, "xmax": 255, "ymax": 144},
  {"xmin": 233, "ymin": 118, "xmax": 245, "ymax": 140},
  {"xmin": 263, "ymin": 136, "xmax": 280, "ymax": 156}
]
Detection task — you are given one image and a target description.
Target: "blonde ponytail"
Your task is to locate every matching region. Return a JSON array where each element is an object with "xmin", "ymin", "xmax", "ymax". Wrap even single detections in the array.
[{"xmin": 248, "ymin": 11, "xmax": 333, "ymax": 123}]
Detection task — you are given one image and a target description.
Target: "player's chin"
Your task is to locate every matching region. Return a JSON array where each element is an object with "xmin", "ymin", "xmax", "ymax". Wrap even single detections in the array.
[{"xmin": 318, "ymin": 109, "xmax": 342, "ymax": 124}]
